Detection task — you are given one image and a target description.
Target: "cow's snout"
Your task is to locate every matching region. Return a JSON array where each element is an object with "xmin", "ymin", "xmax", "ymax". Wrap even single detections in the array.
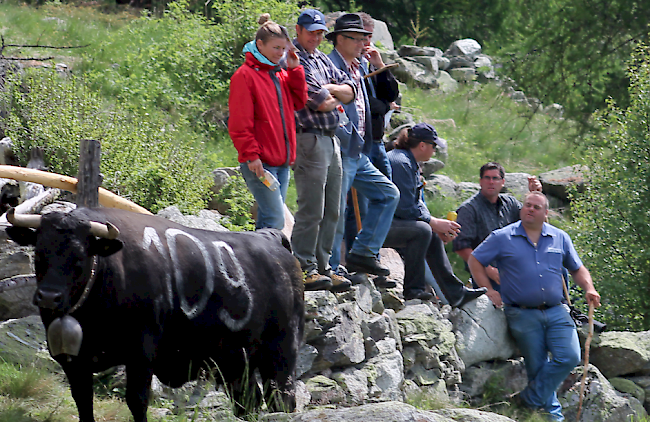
[{"xmin": 34, "ymin": 288, "xmax": 64, "ymax": 310}]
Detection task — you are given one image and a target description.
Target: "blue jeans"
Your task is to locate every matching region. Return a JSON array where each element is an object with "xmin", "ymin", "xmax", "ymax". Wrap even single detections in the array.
[
  {"xmin": 504, "ymin": 304, "xmax": 580, "ymax": 421},
  {"xmin": 344, "ymin": 141, "xmax": 392, "ymax": 256},
  {"xmin": 239, "ymin": 163, "xmax": 290, "ymax": 230},
  {"xmin": 330, "ymin": 153, "xmax": 399, "ymax": 270}
]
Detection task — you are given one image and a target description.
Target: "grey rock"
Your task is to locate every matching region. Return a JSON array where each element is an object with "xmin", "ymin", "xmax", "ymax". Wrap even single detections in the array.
[
  {"xmin": 410, "ymin": 56, "xmax": 439, "ymax": 76},
  {"xmin": 460, "ymin": 358, "xmax": 527, "ymax": 399},
  {"xmin": 528, "ymin": 97, "xmax": 543, "ymax": 113},
  {"xmin": 41, "ymin": 200, "xmax": 76, "ymax": 214},
  {"xmin": 590, "ymin": 330, "xmax": 650, "ymax": 378},
  {"xmin": 371, "ymin": 20, "xmax": 394, "ymax": 51},
  {"xmin": 444, "ymin": 39, "xmax": 482, "ymax": 60},
  {"xmin": 539, "ymin": 165, "xmax": 588, "ymax": 201},
  {"xmin": 304, "ymin": 374, "xmax": 346, "ymax": 405},
  {"xmin": 362, "ymin": 349, "xmax": 404, "ymax": 400},
  {"xmin": 510, "ymin": 90, "xmax": 526, "ymax": 101},
  {"xmin": 332, "ymin": 367, "xmax": 369, "ymax": 404},
  {"xmin": 420, "ymin": 159, "xmax": 445, "ymax": 178},
  {"xmin": 398, "ymin": 45, "xmax": 442, "ymax": 57},
  {"xmin": 0, "ymin": 315, "xmax": 57, "ymax": 371},
  {"xmin": 311, "ymin": 303, "xmax": 366, "ymax": 370},
  {"xmin": 475, "ymin": 55, "xmax": 496, "ymax": 81},
  {"xmin": 436, "ymin": 408, "xmax": 516, "ymax": 421},
  {"xmin": 208, "ymin": 167, "xmax": 240, "ymax": 210},
  {"xmin": 544, "ymin": 103, "xmax": 564, "ymax": 118},
  {"xmin": 437, "ymin": 56, "xmax": 451, "ymax": 71},
  {"xmin": 304, "ymin": 291, "xmax": 340, "ymax": 341},
  {"xmin": 455, "ymin": 182, "xmax": 480, "ymax": 202},
  {"xmin": 449, "ymin": 67, "xmax": 476, "ymax": 83},
  {"xmin": 290, "ymin": 401, "xmax": 451, "ymax": 421},
  {"xmin": 610, "ymin": 377, "xmax": 645, "ymax": 403},
  {"xmin": 561, "ymin": 364, "xmax": 647, "ymax": 422},
  {"xmin": 157, "ymin": 206, "xmax": 227, "ymax": 232},
  {"xmin": 450, "ymin": 295, "xmax": 516, "ymax": 367},
  {"xmin": 392, "ymin": 58, "xmax": 439, "ymax": 89},
  {"xmin": 0, "ymin": 274, "xmax": 38, "ymax": 320},
  {"xmin": 297, "ymin": 343, "xmax": 319, "ymax": 378},
  {"xmin": 448, "ymin": 56, "xmax": 475, "ymax": 69},
  {"xmin": 435, "ymin": 71, "xmax": 459, "ymax": 93},
  {"xmin": 424, "ymin": 174, "xmax": 458, "ymax": 201},
  {"xmin": 0, "ymin": 228, "xmax": 34, "ymax": 280},
  {"xmin": 379, "ymin": 49, "xmax": 399, "ymax": 65},
  {"xmin": 503, "ymin": 172, "xmax": 535, "ymax": 201}
]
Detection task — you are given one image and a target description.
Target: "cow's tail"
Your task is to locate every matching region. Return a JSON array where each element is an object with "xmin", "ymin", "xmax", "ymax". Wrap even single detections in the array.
[{"xmin": 256, "ymin": 228, "xmax": 292, "ymax": 253}]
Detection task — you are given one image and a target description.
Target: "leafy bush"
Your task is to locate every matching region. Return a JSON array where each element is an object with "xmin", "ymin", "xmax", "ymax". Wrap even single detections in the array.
[
  {"xmin": 213, "ymin": 175, "xmax": 255, "ymax": 231},
  {"xmin": 569, "ymin": 45, "xmax": 650, "ymax": 331},
  {"xmin": 82, "ymin": 0, "xmax": 301, "ymax": 140},
  {"xmin": 0, "ymin": 69, "xmax": 212, "ymax": 213}
]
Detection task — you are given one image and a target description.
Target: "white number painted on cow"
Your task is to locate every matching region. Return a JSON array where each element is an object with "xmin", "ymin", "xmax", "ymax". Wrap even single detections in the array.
[
  {"xmin": 141, "ymin": 227, "xmax": 173, "ymax": 308},
  {"xmin": 140, "ymin": 227, "xmax": 252, "ymax": 330}
]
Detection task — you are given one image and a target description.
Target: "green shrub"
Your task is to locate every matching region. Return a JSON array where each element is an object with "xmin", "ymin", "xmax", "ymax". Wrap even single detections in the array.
[
  {"xmin": 0, "ymin": 69, "xmax": 212, "ymax": 213},
  {"xmin": 569, "ymin": 44, "xmax": 650, "ymax": 331},
  {"xmin": 213, "ymin": 175, "xmax": 255, "ymax": 231}
]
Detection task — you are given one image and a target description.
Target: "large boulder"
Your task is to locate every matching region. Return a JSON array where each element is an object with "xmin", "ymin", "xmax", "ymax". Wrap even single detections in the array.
[
  {"xmin": 450, "ymin": 295, "xmax": 516, "ymax": 367},
  {"xmin": 0, "ymin": 315, "xmax": 58, "ymax": 371},
  {"xmin": 459, "ymin": 358, "xmax": 527, "ymax": 400},
  {"xmin": 398, "ymin": 45, "xmax": 442, "ymax": 57},
  {"xmin": 590, "ymin": 330, "xmax": 650, "ymax": 378},
  {"xmin": 561, "ymin": 364, "xmax": 647, "ymax": 422},
  {"xmin": 0, "ymin": 274, "xmax": 38, "ymax": 320},
  {"xmin": 444, "ymin": 39, "xmax": 482, "ymax": 61},
  {"xmin": 539, "ymin": 164, "xmax": 588, "ymax": 201},
  {"xmin": 371, "ymin": 19, "xmax": 394, "ymax": 51},
  {"xmin": 503, "ymin": 172, "xmax": 536, "ymax": 201},
  {"xmin": 392, "ymin": 58, "xmax": 439, "ymax": 89}
]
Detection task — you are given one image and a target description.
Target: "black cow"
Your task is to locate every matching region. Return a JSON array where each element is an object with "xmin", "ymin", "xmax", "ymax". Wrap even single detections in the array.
[{"xmin": 6, "ymin": 207, "xmax": 304, "ymax": 422}]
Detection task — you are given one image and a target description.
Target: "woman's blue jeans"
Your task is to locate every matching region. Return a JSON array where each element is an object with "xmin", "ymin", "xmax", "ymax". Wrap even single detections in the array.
[
  {"xmin": 239, "ymin": 163, "xmax": 289, "ymax": 230},
  {"xmin": 504, "ymin": 304, "xmax": 580, "ymax": 421}
]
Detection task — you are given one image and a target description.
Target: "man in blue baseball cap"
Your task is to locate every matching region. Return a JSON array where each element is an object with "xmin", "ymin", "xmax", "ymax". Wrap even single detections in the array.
[
  {"xmin": 382, "ymin": 123, "xmax": 487, "ymax": 306},
  {"xmin": 289, "ymin": 9, "xmax": 355, "ymax": 293}
]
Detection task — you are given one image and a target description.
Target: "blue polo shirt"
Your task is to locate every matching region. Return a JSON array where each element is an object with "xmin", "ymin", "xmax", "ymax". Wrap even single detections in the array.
[{"xmin": 472, "ymin": 221, "xmax": 583, "ymax": 307}]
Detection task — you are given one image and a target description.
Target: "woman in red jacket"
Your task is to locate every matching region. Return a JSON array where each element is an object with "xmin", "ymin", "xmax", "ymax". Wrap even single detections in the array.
[{"xmin": 228, "ymin": 14, "xmax": 307, "ymax": 229}]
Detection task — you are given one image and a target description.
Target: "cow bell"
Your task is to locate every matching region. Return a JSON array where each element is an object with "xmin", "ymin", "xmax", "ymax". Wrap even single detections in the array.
[{"xmin": 47, "ymin": 315, "xmax": 83, "ymax": 357}]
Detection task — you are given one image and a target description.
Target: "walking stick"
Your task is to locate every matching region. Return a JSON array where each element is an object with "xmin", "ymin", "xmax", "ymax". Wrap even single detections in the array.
[
  {"xmin": 351, "ymin": 187, "xmax": 362, "ymax": 232},
  {"xmin": 576, "ymin": 302, "xmax": 595, "ymax": 422}
]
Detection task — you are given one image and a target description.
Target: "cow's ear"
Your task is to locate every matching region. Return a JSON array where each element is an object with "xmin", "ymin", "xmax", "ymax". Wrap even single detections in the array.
[
  {"xmin": 89, "ymin": 238, "xmax": 124, "ymax": 257},
  {"xmin": 5, "ymin": 227, "xmax": 37, "ymax": 246}
]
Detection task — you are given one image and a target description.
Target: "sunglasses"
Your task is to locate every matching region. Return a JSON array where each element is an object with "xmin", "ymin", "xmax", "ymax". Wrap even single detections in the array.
[{"xmin": 341, "ymin": 34, "xmax": 367, "ymax": 43}]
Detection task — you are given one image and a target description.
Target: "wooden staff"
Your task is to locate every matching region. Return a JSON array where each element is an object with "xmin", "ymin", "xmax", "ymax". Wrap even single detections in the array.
[
  {"xmin": 0, "ymin": 165, "xmax": 152, "ymax": 215},
  {"xmin": 351, "ymin": 187, "xmax": 362, "ymax": 232},
  {"xmin": 363, "ymin": 63, "xmax": 399, "ymax": 79},
  {"xmin": 576, "ymin": 302, "xmax": 595, "ymax": 422}
]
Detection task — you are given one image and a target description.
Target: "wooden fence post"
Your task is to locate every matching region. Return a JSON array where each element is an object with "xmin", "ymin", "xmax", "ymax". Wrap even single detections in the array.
[{"xmin": 76, "ymin": 140, "xmax": 102, "ymax": 208}]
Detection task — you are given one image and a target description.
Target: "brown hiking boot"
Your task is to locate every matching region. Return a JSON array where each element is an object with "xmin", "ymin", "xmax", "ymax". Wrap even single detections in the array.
[
  {"xmin": 330, "ymin": 273, "xmax": 352, "ymax": 293},
  {"xmin": 304, "ymin": 272, "xmax": 332, "ymax": 291}
]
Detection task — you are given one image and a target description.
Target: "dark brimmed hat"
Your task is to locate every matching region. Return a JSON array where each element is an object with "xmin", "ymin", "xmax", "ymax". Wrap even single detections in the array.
[
  {"xmin": 325, "ymin": 13, "xmax": 372, "ymax": 41},
  {"xmin": 410, "ymin": 123, "xmax": 448, "ymax": 149},
  {"xmin": 297, "ymin": 9, "xmax": 328, "ymax": 32}
]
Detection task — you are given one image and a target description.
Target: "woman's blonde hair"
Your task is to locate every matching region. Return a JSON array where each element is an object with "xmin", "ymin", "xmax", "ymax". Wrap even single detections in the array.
[{"xmin": 256, "ymin": 13, "xmax": 290, "ymax": 43}]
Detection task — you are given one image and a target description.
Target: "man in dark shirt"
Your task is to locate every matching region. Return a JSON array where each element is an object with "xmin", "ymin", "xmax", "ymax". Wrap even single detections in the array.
[
  {"xmin": 383, "ymin": 123, "xmax": 486, "ymax": 305},
  {"xmin": 453, "ymin": 162, "xmax": 541, "ymax": 290}
]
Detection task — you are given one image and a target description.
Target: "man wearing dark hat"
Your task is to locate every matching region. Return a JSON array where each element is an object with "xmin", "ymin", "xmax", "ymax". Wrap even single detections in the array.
[
  {"xmin": 383, "ymin": 123, "xmax": 487, "ymax": 306},
  {"xmin": 289, "ymin": 8, "xmax": 355, "ymax": 292},
  {"xmin": 326, "ymin": 13, "xmax": 400, "ymax": 278}
]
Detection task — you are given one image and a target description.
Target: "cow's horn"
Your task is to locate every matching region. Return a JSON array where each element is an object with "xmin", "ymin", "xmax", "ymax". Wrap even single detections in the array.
[
  {"xmin": 6, "ymin": 208, "xmax": 41, "ymax": 228},
  {"xmin": 89, "ymin": 221, "xmax": 120, "ymax": 240}
]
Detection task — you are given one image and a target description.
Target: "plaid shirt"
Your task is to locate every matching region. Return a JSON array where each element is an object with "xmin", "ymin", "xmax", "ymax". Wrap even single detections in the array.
[
  {"xmin": 331, "ymin": 48, "xmax": 366, "ymax": 138},
  {"xmin": 292, "ymin": 39, "xmax": 356, "ymax": 131}
]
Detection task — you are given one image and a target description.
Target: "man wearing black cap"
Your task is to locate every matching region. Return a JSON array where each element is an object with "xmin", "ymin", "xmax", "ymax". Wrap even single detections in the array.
[
  {"xmin": 383, "ymin": 123, "xmax": 487, "ymax": 306},
  {"xmin": 326, "ymin": 13, "xmax": 400, "ymax": 278},
  {"xmin": 290, "ymin": 8, "xmax": 355, "ymax": 292}
]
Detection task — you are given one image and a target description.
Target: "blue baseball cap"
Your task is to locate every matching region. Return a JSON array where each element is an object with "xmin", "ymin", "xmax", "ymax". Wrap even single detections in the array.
[
  {"xmin": 297, "ymin": 9, "xmax": 328, "ymax": 32},
  {"xmin": 410, "ymin": 123, "xmax": 447, "ymax": 149}
]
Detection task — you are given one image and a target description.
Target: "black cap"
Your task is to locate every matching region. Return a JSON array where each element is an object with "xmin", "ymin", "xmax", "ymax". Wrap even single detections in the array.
[{"xmin": 325, "ymin": 13, "xmax": 371, "ymax": 41}]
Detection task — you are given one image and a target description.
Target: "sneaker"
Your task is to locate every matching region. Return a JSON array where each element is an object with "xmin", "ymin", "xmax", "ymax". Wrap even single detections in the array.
[
  {"xmin": 345, "ymin": 252, "xmax": 390, "ymax": 276},
  {"xmin": 303, "ymin": 272, "xmax": 332, "ymax": 291},
  {"xmin": 330, "ymin": 273, "xmax": 352, "ymax": 293}
]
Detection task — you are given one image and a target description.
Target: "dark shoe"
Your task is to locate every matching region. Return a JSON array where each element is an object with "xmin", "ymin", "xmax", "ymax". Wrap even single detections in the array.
[
  {"xmin": 450, "ymin": 287, "xmax": 487, "ymax": 308},
  {"xmin": 508, "ymin": 391, "xmax": 534, "ymax": 409},
  {"xmin": 330, "ymin": 273, "xmax": 352, "ymax": 293},
  {"xmin": 404, "ymin": 291, "xmax": 434, "ymax": 301},
  {"xmin": 345, "ymin": 253, "xmax": 390, "ymax": 276},
  {"xmin": 303, "ymin": 273, "xmax": 332, "ymax": 291},
  {"xmin": 374, "ymin": 275, "xmax": 397, "ymax": 289}
]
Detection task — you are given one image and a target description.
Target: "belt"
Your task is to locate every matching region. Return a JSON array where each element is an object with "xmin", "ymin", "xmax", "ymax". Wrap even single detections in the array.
[
  {"xmin": 297, "ymin": 127, "xmax": 336, "ymax": 137},
  {"xmin": 507, "ymin": 303, "xmax": 561, "ymax": 310}
]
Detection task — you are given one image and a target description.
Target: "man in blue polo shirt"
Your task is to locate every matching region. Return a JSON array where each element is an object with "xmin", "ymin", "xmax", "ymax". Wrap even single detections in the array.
[{"xmin": 468, "ymin": 191, "xmax": 601, "ymax": 421}]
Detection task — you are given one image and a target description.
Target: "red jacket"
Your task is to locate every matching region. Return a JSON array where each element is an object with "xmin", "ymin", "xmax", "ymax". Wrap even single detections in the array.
[{"xmin": 228, "ymin": 52, "xmax": 307, "ymax": 167}]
